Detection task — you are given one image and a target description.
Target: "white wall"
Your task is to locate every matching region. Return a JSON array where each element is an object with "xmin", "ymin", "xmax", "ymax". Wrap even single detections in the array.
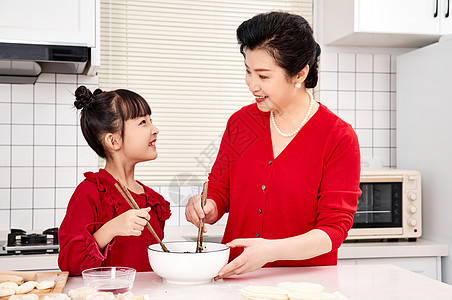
[
  {"xmin": 0, "ymin": 74, "xmax": 99, "ymax": 231},
  {"xmin": 314, "ymin": 0, "xmax": 413, "ymax": 169},
  {"xmin": 397, "ymin": 40, "xmax": 452, "ymax": 284}
]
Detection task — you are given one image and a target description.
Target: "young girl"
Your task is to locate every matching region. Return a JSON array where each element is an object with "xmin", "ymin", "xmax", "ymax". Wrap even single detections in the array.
[{"xmin": 58, "ymin": 86, "xmax": 171, "ymax": 276}]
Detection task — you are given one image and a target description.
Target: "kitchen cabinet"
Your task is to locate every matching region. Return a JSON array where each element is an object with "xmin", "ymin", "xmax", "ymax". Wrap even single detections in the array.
[
  {"xmin": 321, "ymin": 0, "xmax": 452, "ymax": 47},
  {"xmin": 0, "ymin": 0, "xmax": 96, "ymax": 47},
  {"xmin": 338, "ymin": 239, "xmax": 448, "ymax": 281},
  {"xmin": 338, "ymin": 257, "xmax": 440, "ymax": 281},
  {"xmin": 0, "ymin": 254, "xmax": 59, "ymax": 271}
]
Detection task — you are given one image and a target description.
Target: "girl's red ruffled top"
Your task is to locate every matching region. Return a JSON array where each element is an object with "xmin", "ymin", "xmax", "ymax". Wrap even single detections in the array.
[{"xmin": 58, "ymin": 169, "xmax": 171, "ymax": 276}]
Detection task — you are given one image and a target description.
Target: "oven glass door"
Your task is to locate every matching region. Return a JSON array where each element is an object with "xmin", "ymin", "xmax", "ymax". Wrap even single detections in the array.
[{"xmin": 352, "ymin": 182, "xmax": 402, "ymax": 228}]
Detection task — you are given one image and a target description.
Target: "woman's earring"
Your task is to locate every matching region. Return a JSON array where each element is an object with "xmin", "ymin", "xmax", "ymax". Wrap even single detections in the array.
[{"xmin": 295, "ymin": 82, "xmax": 301, "ymax": 88}]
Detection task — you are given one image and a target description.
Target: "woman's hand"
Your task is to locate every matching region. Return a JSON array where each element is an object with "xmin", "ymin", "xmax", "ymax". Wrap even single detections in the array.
[
  {"xmin": 216, "ymin": 238, "xmax": 276, "ymax": 279},
  {"xmin": 185, "ymin": 195, "xmax": 218, "ymax": 232}
]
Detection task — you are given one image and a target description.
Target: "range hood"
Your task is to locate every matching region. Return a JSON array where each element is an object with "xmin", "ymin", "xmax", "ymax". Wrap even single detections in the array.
[{"xmin": 0, "ymin": 42, "xmax": 89, "ymax": 84}]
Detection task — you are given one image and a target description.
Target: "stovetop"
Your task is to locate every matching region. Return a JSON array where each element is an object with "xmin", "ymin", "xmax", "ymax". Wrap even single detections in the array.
[{"xmin": 0, "ymin": 228, "xmax": 59, "ymax": 255}]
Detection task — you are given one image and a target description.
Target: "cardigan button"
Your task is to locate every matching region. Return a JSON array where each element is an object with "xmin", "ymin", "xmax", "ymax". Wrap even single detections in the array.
[
  {"xmin": 256, "ymin": 233, "xmax": 260, "ymax": 237},
  {"xmin": 268, "ymin": 160, "xmax": 272, "ymax": 165},
  {"xmin": 262, "ymin": 185, "xmax": 266, "ymax": 190},
  {"xmin": 258, "ymin": 209, "xmax": 262, "ymax": 214}
]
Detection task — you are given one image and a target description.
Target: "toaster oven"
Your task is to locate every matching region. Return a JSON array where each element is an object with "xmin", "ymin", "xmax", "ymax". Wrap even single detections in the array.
[{"xmin": 347, "ymin": 169, "xmax": 422, "ymax": 241}]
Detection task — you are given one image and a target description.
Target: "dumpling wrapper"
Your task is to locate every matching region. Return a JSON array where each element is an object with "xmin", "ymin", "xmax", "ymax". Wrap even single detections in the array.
[
  {"xmin": 277, "ymin": 282, "xmax": 324, "ymax": 293},
  {"xmin": 241, "ymin": 285, "xmax": 289, "ymax": 300},
  {"xmin": 288, "ymin": 291, "xmax": 347, "ymax": 300}
]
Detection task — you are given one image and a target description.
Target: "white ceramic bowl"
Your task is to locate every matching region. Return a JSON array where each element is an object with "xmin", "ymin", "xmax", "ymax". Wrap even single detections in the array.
[
  {"xmin": 148, "ymin": 241, "xmax": 230, "ymax": 284},
  {"xmin": 81, "ymin": 267, "xmax": 136, "ymax": 293}
]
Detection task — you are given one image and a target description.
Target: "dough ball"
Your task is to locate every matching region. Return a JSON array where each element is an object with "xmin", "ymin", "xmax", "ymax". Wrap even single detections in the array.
[
  {"xmin": 9, "ymin": 294, "xmax": 40, "ymax": 300},
  {"xmin": 17, "ymin": 281, "xmax": 37, "ymax": 294},
  {"xmin": 42, "ymin": 293, "xmax": 71, "ymax": 300},
  {"xmin": 36, "ymin": 281, "xmax": 56, "ymax": 290},
  {"xmin": 277, "ymin": 282, "xmax": 324, "ymax": 293},
  {"xmin": 0, "ymin": 288, "xmax": 16, "ymax": 297},
  {"xmin": 67, "ymin": 286, "xmax": 96, "ymax": 300},
  {"xmin": 85, "ymin": 291, "xmax": 114, "ymax": 300},
  {"xmin": 241, "ymin": 285, "xmax": 289, "ymax": 300}
]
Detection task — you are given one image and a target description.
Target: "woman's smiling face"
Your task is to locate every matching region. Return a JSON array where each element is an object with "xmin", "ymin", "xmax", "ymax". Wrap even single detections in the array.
[{"xmin": 245, "ymin": 48, "xmax": 299, "ymax": 113}]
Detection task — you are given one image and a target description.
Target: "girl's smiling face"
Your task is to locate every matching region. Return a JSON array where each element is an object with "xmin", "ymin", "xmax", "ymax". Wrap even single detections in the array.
[
  {"xmin": 122, "ymin": 114, "xmax": 159, "ymax": 163},
  {"xmin": 245, "ymin": 48, "xmax": 300, "ymax": 113}
]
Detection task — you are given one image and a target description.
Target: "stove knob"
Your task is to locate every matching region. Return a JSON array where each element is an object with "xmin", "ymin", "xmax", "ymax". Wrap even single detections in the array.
[
  {"xmin": 408, "ymin": 206, "xmax": 417, "ymax": 214},
  {"xmin": 408, "ymin": 218, "xmax": 417, "ymax": 227},
  {"xmin": 408, "ymin": 192, "xmax": 417, "ymax": 201}
]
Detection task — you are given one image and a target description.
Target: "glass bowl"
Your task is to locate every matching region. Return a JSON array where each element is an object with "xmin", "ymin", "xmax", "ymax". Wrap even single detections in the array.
[{"xmin": 81, "ymin": 267, "xmax": 136, "ymax": 294}]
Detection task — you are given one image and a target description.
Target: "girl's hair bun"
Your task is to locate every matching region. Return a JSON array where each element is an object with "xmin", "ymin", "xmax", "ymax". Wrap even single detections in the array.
[
  {"xmin": 93, "ymin": 88, "xmax": 103, "ymax": 97},
  {"xmin": 74, "ymin": 86, "xmax": 104, "ymax": 110},
  {"xmin": 74, "ymin": 85, "xmax": 94, "ymax": 110}
]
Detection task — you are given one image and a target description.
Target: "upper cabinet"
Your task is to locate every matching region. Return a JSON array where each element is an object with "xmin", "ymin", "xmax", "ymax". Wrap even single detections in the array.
[
  {"xmin": 0, "ymin": 0, "xmax": 96, "ymax": 47},
  {"xmin": 322, "ymin": 0, "xmax": 452, "ymax": 47}
]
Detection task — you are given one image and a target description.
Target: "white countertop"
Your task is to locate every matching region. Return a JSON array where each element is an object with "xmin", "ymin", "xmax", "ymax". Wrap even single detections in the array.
[
  {"xmin": 64, "ymin": 265, "xmax": 452, "ymax": 299},
  {"xmin": 339, "ymin": 238, "xmax": 449, "ymax": 259}
]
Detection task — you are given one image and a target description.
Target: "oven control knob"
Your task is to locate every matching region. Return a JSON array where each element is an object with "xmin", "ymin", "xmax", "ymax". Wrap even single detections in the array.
[
  {"xmin": 408, "ymin": 192, "xmax": 417, "ymax": 201},
  {"xmin": 408, "ymin": 218, "xmax": 417, "ymax": 227},
  {"xmin": 408, "ymin": 206, "xmax": 417, "ymax": 214}
]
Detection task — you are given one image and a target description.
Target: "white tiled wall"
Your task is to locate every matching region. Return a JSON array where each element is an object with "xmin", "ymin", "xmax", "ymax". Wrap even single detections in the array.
[
  {"xmin": 0, "ymin": 73, "xmax": 224, "ymax": 231},
  {"xmin": 0, "ymin": 52, "xmax": 397, "ymax": 232},
  {"xmin": 0, "ymin": 73, "xmax": 99, "ymax": 231},
  {"xmin": 318, "ymin": 51, "xmax": 397, "ymax": 168}
]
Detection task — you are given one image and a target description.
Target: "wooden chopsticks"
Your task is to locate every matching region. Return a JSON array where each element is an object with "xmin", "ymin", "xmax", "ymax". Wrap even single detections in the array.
[
  {"xmin": 196, "ymin": 181, "xmax": 208, "ymax": 253},
  {"xmin": 114, "ymin": 181, "xmax": 170, "ymax": 252}
]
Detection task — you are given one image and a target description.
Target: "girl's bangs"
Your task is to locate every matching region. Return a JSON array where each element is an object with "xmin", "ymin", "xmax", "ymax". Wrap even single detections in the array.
[{"xmin": 116, "ymin": 89, "xmax": 152, "ymax": 121}]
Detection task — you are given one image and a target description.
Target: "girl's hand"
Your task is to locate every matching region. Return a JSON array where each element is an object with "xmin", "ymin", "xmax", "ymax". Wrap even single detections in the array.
[
  {"xmin": 185, "ymin": 195, "xmax": 218, "ymax": 232},
  {"xmin": 216, "ymin": 238, "xmax": 276, "ymax": 279},
  {"xmin": 108, "ymin": 207, "xmax": 151, "ymax": 237}
]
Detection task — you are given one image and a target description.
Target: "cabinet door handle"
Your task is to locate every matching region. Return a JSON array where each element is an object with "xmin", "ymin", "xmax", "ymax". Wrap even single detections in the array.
[
  {"xmin": 446, "ymin": 0, "xmax": 450, "ymax": 18},
  {"xmin": 434, "ymin": 0, "xmax": 439, "ymax": 17}
]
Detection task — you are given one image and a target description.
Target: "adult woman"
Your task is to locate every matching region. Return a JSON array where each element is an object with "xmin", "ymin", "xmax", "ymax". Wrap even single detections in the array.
[{"xmin": 185, "ymin": 11, "xmax": 361, "ymax": 278}]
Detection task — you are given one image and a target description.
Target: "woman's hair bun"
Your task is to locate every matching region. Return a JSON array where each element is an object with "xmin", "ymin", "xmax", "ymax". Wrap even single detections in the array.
[{"xmin": 315, "ymin": 43, "xmax": 321, "ymax": 58}]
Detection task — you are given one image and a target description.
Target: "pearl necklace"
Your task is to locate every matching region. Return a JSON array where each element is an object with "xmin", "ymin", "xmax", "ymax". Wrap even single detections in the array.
[{"xmin": 270, "ymin": 91, "xmax": 314, "ymax": 138}]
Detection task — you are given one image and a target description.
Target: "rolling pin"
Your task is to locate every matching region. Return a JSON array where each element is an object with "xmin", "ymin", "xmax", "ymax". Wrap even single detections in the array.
[{"xmin": 0, "ymin": 271, "xmax": 37, "ymax": 282}]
